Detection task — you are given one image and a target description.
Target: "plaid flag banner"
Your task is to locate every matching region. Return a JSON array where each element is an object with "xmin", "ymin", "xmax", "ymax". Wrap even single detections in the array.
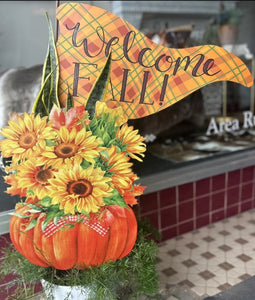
[{"xmin": 56, "ymin": 3, "xmax": 253, "ymax": 119}]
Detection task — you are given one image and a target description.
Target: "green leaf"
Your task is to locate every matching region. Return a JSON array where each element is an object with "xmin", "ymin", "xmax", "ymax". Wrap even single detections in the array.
[
  {"xmin": 38, "ymin": 196, "xmax": 52, "ymax": 207},
  {"xmin": 32, "ymin": 70, "xmax": 53, "ymax": 116},
  {"xmin": 85, "ymin": 53, "xmax": 112, "ymax": 119},
  {"xmin": 41, "ymin": 207, "xmax": 62, "ymax": 230},
  {"xmin": 100, "ymin": 149, "xmax": 110, "ymax": 160},
  {"xmin": 103, "ymin": 189, "xmax": 128, "ymax": 208},
  {"xmin": 44, "ymin": 13, "xmax": 60, "ymax": 112},
  {"xmin": 25, "ymin": 203, "xmax": 43, "ymax": 211},
  {"xmin": 80, "ymin": 159, "xmax": 91, "ymax": 169},
  {"xmin": 52, "ymin": 210, "xmax": 65, "ymax": 221},
  {"xmin": 41, "ymin": 220, "xmax": 48, "ymax": 232},
  {"xmin": 87, "ymin": 115, "xmax": 98, "ymax": 131},
  {"xmin": 26, "ymin": 209, "xmax": 43, "ymax": 213},
  {"xmin": 53, "ymin": 216, "xmax": 61, "ymax": 225},
  {"xmin": 9, "ymin": 213, "xmax": 30, "ymax": 219},
  {"xmin": 45, "ymin": 139, "xmax": 56, "ymax": 146},
  {"xmin": 32, "ymin": 13, "xmax": 60, "ymax": 117},
  {"xmin": 66, "ymin": 86, "xmax": 74, "ymax": 111},
  {"xmin": 26, "ymin": 189, "xmax": 34, "ymax": 196},
  {"xmin": 25, "ymin": 218, "xmax": 38, "ymax": 231},
  {"xmin": 81, "ymin": 209, "xmax": 89, "ymax": 217},
  {"xmin": 102, "ymin": 131, "xmax": 111, "ymax": 145}
]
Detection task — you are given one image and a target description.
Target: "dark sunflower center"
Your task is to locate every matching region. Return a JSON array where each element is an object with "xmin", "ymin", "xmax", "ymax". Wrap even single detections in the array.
[
  {"xmin": 19, "ymin": 132, "xmax": 37, "ymax": 149},
  {"xmin": 35, "ymin": 169, "xmax": 52, "ymax": 184},
  {"xmin": 54, "ymin": 143, "xmax": 78, "ymax": 158},
  {"xmin": 67, "ymin": 179, "xmax": 93, "ymax": 197}
]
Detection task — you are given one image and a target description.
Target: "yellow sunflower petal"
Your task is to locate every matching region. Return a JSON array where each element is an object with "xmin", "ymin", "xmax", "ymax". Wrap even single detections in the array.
[
  {"xmin": 47, "ymin": 165, "xmax": 111, "ymax": 214},
  {"xmin": 41, "ymin": 152, "xmax": 57, "ymax": 158}
]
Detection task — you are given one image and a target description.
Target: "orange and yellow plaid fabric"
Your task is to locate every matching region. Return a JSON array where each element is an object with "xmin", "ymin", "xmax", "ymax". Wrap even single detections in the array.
[{"xmin": 56, "ymin": 3, "xmax": 253, "ymax": 119}]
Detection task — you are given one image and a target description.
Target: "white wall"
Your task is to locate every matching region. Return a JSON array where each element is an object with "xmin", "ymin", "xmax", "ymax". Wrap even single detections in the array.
[{"xmin": 0, "ymin": 1, "xmax": 56, "ymax": 71}]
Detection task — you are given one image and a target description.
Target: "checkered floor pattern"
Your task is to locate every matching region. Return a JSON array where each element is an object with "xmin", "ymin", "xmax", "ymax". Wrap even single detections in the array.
[{"xmin": 156, "ymin": 209, "xmax": 255, "ymax": 299}]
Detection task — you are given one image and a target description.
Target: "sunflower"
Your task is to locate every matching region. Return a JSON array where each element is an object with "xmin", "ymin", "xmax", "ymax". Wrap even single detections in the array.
[
  {"xmin": 103, "ymin": 145, "xmax": 135, "ymax": 192},
  {"xmin": 115, "ymin": 124, "xmax": 146, "ymax": 161},
  {"xmin": 40, "ymin": 126, "xmax": 101, "ymax": 169},
  {"xmin": 16, "ymin": 159, "xmax": 55, "ymax": 199},
  {"xmin": 0, "ymin": 113, "xmax": 54, "ymax": 163},
  {"xmin": 47, "ymin": 165, "xmax": 112, "ymax": 215}
]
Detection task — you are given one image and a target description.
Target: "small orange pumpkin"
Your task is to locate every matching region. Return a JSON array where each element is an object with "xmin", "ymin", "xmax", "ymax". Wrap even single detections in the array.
[{"xmin": 9, "ymin": 206, "xmax": 137, "ymax": 270}]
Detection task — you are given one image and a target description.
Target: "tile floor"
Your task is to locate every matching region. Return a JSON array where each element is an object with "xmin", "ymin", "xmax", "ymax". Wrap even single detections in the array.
[
  {"xmin": 156, "ymin": 208, "xmax": 255, "ymax": 299},
  {"xmin": 2, "ymin": 209, "xmax": 255, "ymax": 299}
]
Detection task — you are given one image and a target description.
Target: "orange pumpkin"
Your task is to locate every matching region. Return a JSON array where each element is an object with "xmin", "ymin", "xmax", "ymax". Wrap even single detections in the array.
[{"xmin": 9, "ymin": 206, "xmax": 137, "ymax": 270}]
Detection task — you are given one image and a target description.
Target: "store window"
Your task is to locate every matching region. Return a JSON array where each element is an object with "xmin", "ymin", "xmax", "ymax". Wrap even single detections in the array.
[
  {"xmin": 0, "ymin": 1, "xmax": 56, "ymax": 215},
  {"xmin": 115, "ymin": 1, "xmax": 255, "ymax": 178}
]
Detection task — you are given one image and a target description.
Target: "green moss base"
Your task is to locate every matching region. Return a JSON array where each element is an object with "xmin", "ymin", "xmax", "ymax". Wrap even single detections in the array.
[{"xmin": 0, "ymin": 220, "xmax": 160, "ymax": 299}]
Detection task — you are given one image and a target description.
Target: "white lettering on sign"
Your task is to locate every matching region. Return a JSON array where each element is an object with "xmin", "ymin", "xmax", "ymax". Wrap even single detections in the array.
[
  {"xmin": 206, "ymin": 111, "xmax": 255, "ymax": 136},
  {"xmin": 243, "ymin": 111, "xmax": 255, "ymax": 129}
]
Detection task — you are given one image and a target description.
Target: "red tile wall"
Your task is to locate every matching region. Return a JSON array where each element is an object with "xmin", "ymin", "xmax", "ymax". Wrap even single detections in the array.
[{"xmin": 138, "ymin": 166, "xmax": 255, "ymax": 242}]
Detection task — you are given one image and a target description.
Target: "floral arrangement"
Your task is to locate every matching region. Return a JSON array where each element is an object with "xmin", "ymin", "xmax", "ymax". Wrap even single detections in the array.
[
  {"xmin": 0, "ymin": 12, "xmax": 146, "ymax": 270},
  {"xmin": 0, "ymin": 58, "xmax": 147, "ymax": 264},
  {"xmin": 0, "ymin": 13, "xmax": 160, "ymax": 300},
  {"xmin": 0, "ymin": 94, "xmax": 146, "ymax": 261}
]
